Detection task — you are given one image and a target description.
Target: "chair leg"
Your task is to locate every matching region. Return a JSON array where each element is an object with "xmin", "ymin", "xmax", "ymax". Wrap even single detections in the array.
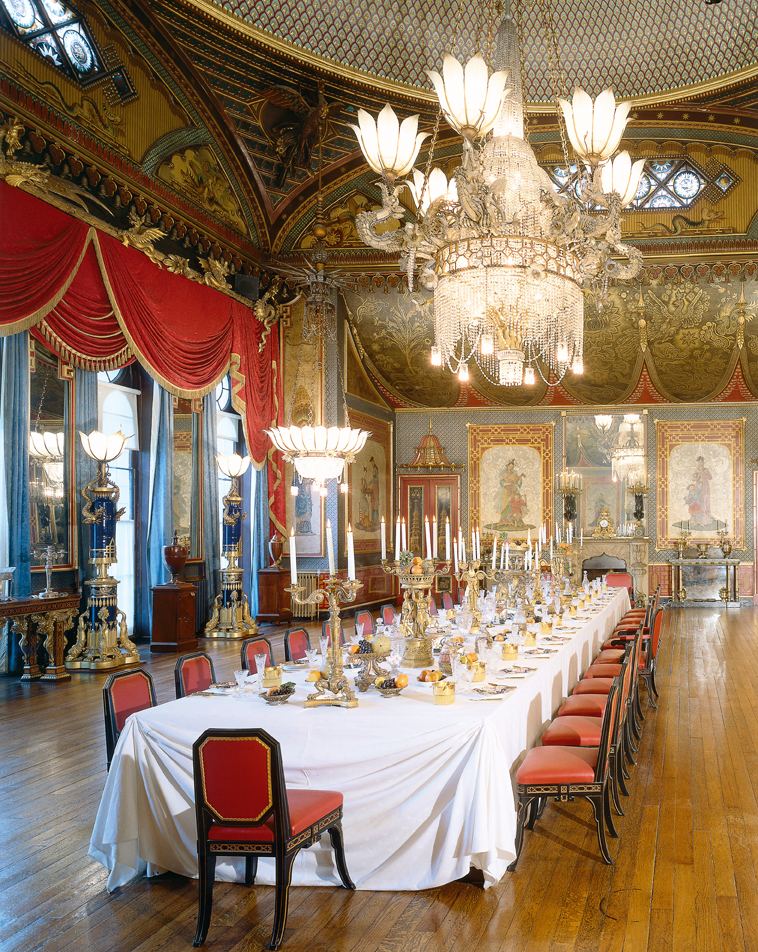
[
  {"xmin": 589, "ymin": 795, "xmax": 613, "ymax": 865},
  {"xmin": 651, "ymin": 667, "xmax": 660, "ymax": 698},
  {"xmin": 624, "ymin": 722, "xmax": 637, "ymax": 766},
  {"xmin": 193, "ymin": 851, "xmax": 217, "ymax": 947},
  {"xmin": 327, "ymin": 823, "xmax": 356, "ymax": 891},
  {"xmin": 603, "ymin": 782, "xmax": 618, "ymax": 838},
  {"xmin": 245, "ymin": 855, "xmax": 258, "ymax": 887},
  {"xmin": 634, "ymin": 683, "xmax": 645, "ymax": 723},
  {"xmin": 269, "ymin": 849, "xmax": 297, "ymax": 951},
  {"xmin": 525, "ymin": 796, "xmax": 541, "ymax": 830},
  {"xmin": 611, "ymin": 745, "xmax": 626, "ymax": 815},
  {"xmin": 536, "ymin": 796, "xmax": 548, "ymax": 819},
  {"xmin": 507, "ymin": 795, "xmax": 533, "ymax": 872}
]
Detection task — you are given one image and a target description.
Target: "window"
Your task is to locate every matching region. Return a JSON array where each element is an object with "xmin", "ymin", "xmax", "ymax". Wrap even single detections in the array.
[
  {"xmin": 0, "ymin": 0, "xmax": 136, "ymax": 102},
  {"xmin": 217, "ymin": 412, "xmax": 238, "ymax": 559},
  {"xmin": 99, "ymin": 377, "xmax": 139, "ymax": 634},
  {"xmin": 215, "ymin": 377, "xmax": 232, "ymax": 414}
]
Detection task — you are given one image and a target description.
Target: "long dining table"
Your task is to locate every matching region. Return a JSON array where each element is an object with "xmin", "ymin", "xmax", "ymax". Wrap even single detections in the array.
[{"xmin": 90, "ymin": 587, "xmax": 629, "ymax": 892}]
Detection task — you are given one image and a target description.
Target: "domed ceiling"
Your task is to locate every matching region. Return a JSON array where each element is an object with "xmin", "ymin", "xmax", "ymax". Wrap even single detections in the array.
[{"xmin": 211, "ymin": 0, "xmax": 756, "ymax": 101}]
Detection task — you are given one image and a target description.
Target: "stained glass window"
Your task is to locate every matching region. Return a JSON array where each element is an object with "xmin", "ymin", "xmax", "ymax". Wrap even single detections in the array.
[{"xmin": 0, "ymin": 0, "xmax": 134, "ymax": 97}]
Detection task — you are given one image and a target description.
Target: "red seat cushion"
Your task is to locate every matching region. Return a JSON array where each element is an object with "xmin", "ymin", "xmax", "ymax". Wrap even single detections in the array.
[
  {"xmin": 595, "ymin": 649, "xmax": 625, "ymax": 664},
  {"xmin": 207, "ymin": 789, "xmax": 343, "ymax": 844},
  {"xmin": 516, "ymin": 746, "xmax": 598, "ymax": 784},
  {"xmin": 541, "ymin": 715, "xmax": 602, "ymax": 746},
  {"xmin": 583, "ymin": 663, "xmax": 622, "ymax": 678},
  {"xmin": 558, "ymin": 694, "xmax": 607, "ymax": 717},
  {"xmin": 573, "ymin": 677, "xmax": 614, "ymax": 696}
]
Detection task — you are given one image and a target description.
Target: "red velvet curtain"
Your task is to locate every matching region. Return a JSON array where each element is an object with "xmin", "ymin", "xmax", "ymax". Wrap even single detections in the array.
[{"xmin": 0, "ymin": 181, "xmax": 284, "ymax": 528}]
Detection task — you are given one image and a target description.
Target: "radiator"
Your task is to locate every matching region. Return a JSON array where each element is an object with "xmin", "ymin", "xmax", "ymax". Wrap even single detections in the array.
[{"xmin": 291, "ymin": 572, "xmax": 320, "ymax": 619}]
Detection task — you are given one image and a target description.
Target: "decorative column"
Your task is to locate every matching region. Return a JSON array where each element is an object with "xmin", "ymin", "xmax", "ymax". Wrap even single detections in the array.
[
  {"xmin": 66, "ymin": 430, "xmax": 139, "ymax": 671},
  {"xmin": 204, "ymin": 453, "xmax": 258, "ymax": 639}
]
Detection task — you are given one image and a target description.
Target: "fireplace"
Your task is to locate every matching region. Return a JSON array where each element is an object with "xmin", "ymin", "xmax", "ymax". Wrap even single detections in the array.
[{"xmin": 582, "ymin": 552, "xmax": 627, "ymax": 584}]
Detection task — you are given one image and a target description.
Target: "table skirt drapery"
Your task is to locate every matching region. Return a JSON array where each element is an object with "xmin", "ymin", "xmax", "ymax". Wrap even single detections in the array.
[{"xmin": 90, "ymin": 589, "xmax": 629, "ymax": 892}]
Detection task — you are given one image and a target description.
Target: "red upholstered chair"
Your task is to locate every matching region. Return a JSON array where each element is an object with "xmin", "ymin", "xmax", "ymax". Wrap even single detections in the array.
[
  {"xmin": 507, "ymin": 682, "xmax": 621, "ymax": 870},
  {"xmin": 605, "ymin": 572, "xmax": 634, "ymax": 606},
  {"xmin": 428, "ymin": 597, "xmax": 438, "ymax": 616},
  {"xmin": 639, "ymin": 607, "xmax": 665, "ymax": 709},
  {"xmin": 322, "ymin": 619, "xmax": 345, "ymax": 646},
  {"xmin": 379, "ymin": 604, "xmax": 396, "ymax": 626},
  {"xmin": 354, "ymin": 610, "xmax": 375, "ymax": 638},
  {"xmin": 192, "ymin": 728, "xmax": 355, "ymax": 950},
  {"xmin": 175, "ymin": 652, "xmax": 216, "ymax": 699},
  {"xmin": 103, "ymin": 668, "xmax": 157, "ymax": 770},
  {"xmin": 441, "ymin": 592, "xmax": 454, "ymax": 611},
  {"xmin": 283, "ymin": 627, "xmax": 311, "ymax": 662},
  {"xmin": 240, "ymin": 636, "xmax": 273, "ymax": 673}
]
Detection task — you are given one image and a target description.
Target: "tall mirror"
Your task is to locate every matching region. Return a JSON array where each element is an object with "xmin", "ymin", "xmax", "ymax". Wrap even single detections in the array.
[
  {"xmin": 29, "ymin": 341, "xmax": 73, "ymax": 566},
  {"xmin": 173, "ymin": 395, "xmax": 197, "ymax": 553}
]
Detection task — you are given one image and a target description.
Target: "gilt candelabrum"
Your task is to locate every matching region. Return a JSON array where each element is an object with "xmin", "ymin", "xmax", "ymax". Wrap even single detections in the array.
[
  {"xmin": 287, "ymin": 575, "xmax": 363, "ymax": 708},
  {"xmin": 204, "ymin": 454, "xmax": 258, "ymax": 639},
  {"xmin": 676, "ymin": 529, "xmax": 691, "ymax": 559},
  {"xmin": 717, "ymin": 528, "xmax": 733, "ymax": 558},
  {"xmin": 627, "ymin": 481, "xmax": 649, "ymax": 538},
  {"xmin": 66, "ymin": 430, "xmax": 139, "ymax": 671},
  {"xmin": 381, "ymin": 558, "xmax": 450, "ymax": 667},
  {"xmin": 454, "ymin": 558, "xmax": 486, "ymax": 635}
]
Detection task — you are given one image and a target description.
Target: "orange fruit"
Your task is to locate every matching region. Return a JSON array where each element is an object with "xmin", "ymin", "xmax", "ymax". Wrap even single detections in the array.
[
  {"xmin": 348, "ymin": 644, "xmax": 360, "ymax": 654},
  {"xmin": 419, "ymin": 669, "xmax": 430, "ymax": 681},
  {"xmin": 412, "ymin": 556, "xmax": 423, "ymax": 565},
  {"xmin": 452, "ymin": 636, "xmax": 464, "ymax": 645},
  {"xmin": 305, "ymin": 671, "xmax": 320, "ymax": 682},
  {"xmin": 429, "ymin": 671, "xmax": 443, "ymax": 682},
  {"xmin": 410, "ymin": 565, "xmax": 423, "ymax": 575},
  {"xmin": 395, "ymin": 674, "xmax": 408, "ymax": 688},
  {"xmin": 466, "ymin": 652, "xmax": 478, "ymax": 664}
]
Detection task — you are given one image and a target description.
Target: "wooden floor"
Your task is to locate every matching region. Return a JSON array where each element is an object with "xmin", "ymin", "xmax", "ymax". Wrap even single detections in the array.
[{"xmin": 2, "ymin": 607, "xmax": 757, "ymax": 951}]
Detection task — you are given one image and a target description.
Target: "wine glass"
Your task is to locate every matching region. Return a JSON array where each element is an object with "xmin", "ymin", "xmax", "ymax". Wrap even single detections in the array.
[
  {"xmin": 319, "ymin": 635, "xmax": 329, "ymax": 660},
  {"xmin": 450, "ymin": 653, "xmax": 462, "ymax": 685},
  {"xmin": 305, "ymin": 648, "xmax": 319, "ymax": 672},
  {"xmin": 254, "ymin": 653, "xmax": 267, "ymax": 692},
  {"xmin": 234, "ymin": 669, "xmax": 247, "ymax": 694},
  {"xmin": 356, "ymin": 623, "xmax": 364, "ymax": 641}
]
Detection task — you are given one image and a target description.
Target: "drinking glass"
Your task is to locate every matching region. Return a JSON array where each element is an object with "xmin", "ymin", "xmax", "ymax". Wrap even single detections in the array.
[
  {"xmin": 234, "ymin": 669, "xmax": 247, "ymax": 694},
  {"xmin": 356, "ymin": 623, "xmax": 364, "ymax": 640},
  {"xmin": 319, "ymin": 635, "xmax": 329, "ymax": 660},
  {"xmin": 450, "ymin": 653, "xmax": 462, "ymax": 684},
  {"xmin": 305, "ymin": 648, "xmax": 319, "ymax": 671},
  {"xmin": 254, "ymin": 653, "xmax": 267, "ymax": 692}
]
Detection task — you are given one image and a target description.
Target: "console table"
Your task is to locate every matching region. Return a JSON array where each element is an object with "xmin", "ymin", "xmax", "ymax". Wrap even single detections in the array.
[
  {"xmin": 669, "ymin": 557, "xmax": 741, "ymax": 607},
  {"xmin": 0, "ymin": 593, "xmax": 79, "ymax": 682}
]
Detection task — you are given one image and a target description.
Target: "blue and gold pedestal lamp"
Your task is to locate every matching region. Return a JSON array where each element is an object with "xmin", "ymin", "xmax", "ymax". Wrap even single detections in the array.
[
  {"xmin": 65, "ymin": 430, "xmax": 139, "ymax": 671},
  {"xmin": 204, "ymin": 452, "xmax": 258, "ymax": 639}
]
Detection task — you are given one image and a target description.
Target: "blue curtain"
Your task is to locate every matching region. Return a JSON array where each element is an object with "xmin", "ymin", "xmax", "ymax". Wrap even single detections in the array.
[
  {"xmin": 201, "ymin": 393, "xmax": 220, "ymax": 622},
  {"xmin": 138, "ymin": 385, "xmax": 173, "ymax": 636},
  {"xmin": 250, "ymin": 462, "xmax": 269, "ymax": 618},
  {"xmin": 74, "ymin": 369, "xmax": 98, "ymax": 596},
  {"xmin": 1, "ymin": 332, "xmax": 31, "ymax": 673}
]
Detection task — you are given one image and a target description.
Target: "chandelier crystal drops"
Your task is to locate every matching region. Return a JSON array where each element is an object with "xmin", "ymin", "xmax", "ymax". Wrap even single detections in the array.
[
  {"xmin": 350, "ymin": 6, "xmax": 644, "ymax": 387},
  {"xmin": 610, "ymin": 414, "xmax": 645, "ymax": 484}
]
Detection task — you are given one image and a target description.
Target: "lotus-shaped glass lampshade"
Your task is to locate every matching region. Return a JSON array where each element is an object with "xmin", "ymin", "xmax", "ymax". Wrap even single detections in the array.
[
  {"xmin": 558, "ymin": 88, "xmax": 632, "ymax": 166},
  {"xmin": 29, "ymin": 430, "xmax": 65, "ymax": 459},
  {"xmin": 216, "ymin": 452, "xmax": 251, "ymax": 478},
  {"xmin": 265, "ymin": 424, "xmax": 370, "ymax": 485},
  {"xmin": 405, "ymin": 168, "xmax": 457, "ymax": 216},
  {"xmin": 600, "ymin": 151, "xmax": 646, "ymax": 207},
  {"xmin": 428, "ymin": 54, "xmax": 509, "ymax": 140},
  {"xmin": 349, "ymin": 104, "xmax": 429, "ymax": 182},
  {"xmin": 78, "ymin": 429, "xmax": 128, "ymax": 462},
  {"xmin": 594, "ymin": 414, "xmax": 613, "ymax": 432}
]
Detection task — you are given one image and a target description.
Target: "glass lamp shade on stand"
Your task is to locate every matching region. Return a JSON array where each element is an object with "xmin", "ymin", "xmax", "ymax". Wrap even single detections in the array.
[
  {"xmin": 204, "ymin": 453, "xmax": 258, "ymax": 639},
  {"xmin": 65, "ymin": 430, "xmax": 139, "ymax": 671}
]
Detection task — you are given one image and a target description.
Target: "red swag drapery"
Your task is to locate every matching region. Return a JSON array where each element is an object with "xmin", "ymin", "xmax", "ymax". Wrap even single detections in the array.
[{"xmin": 0, "ymin": 181, "xmax": 284, "ymax": 529}]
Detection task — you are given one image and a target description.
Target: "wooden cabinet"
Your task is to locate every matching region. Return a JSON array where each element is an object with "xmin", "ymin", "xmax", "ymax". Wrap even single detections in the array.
[
  {"xmin": 150, "ymin": 582, "xmax": 198, "ymax": 653},
  {"xmin": 256, "ymin": 566, "xmax": 293, "ymax": 624},
  {"xmin": 397, "ymin": 474, "xmax": 461, "ymax": 602}
]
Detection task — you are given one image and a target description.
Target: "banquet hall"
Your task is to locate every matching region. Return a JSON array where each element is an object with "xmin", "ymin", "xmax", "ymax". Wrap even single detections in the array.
[{"xmin": 1, "ymin": 0, "xmax": 757, "ymax": 949}]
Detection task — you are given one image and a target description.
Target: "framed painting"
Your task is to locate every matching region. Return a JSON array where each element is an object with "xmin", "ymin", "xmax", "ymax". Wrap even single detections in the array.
[
  {"xmin": 468, "ymin": 423, "xmax": 553, "ymax": 541},
  {"xmin": 656, "ymin": 419, "xmax": 744, "ymax": 549},
  {"xmin": 345, "ymin": 411, "xmax": 393, "ymax": 554}
]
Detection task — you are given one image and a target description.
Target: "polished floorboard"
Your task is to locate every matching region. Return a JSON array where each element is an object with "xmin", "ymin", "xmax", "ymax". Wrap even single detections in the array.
[{"xmin": 1, "ymin": 607, "xmax": 757, "ymax": 951}]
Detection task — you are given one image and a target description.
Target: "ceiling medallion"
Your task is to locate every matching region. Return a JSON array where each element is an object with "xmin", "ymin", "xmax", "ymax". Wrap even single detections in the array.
[{"xmin": 350, "ymin": 0, "xmax": 643, "ymax": 387}]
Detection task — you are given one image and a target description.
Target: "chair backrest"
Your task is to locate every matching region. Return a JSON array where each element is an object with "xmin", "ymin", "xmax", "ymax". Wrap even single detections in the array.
[
  {"xmin": 174, "ymin": 651, "xmax": 216, "ymax": 698},
  {"xmin": 103, "ymin": 668, "xmax": 157, "ymax": 769},
  {"xmin": 193, "ymin": 727, "xmax": 290, "ymax": 841},
  {"xmin": 648, "ymin": 608, "xmax": 664, "ymax": 662},
  {"xmin": 594, "ymin": 681, "xmax": 620, "ymax": 783},
  {"xmin": 605, "ymin": 572, "xmax": 633, "ymax": 592},
  {"xmin": 240, "ymin": 636, "xmax": 273, "ymax": 672},
  {"xmin": 442, "ymin": 593, "xmax": 454, "ymax": 611},
  {"xmin": 355, "ymin": 610, "xmax": 375, "ymax": 638},
  {"xmin": 284, "ymin": 627, "xmax": 311, "ymax": 662},
  {"xmin": 379, "ymin": 604, "xmax": 396, "ymax": 626},
  {"xmin": 428, "ymin": 596, "xmax": 438, "ymax": 616},
  {"xmin": 322, "ymin": 619, "xmax": 345, "ymax": 646}
]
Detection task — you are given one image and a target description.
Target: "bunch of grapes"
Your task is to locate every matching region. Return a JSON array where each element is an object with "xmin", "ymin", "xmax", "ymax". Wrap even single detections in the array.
[
  {"xmin": 269, "ymin": 681, "xmax": 295, "ymax": 697},
  {"xmin": 378, "ymin": 678, "xmax": 397, "ymax": 689},
  {"xmin": 358, "ymin": 639, "xmax": 373, "ymax": 654}
]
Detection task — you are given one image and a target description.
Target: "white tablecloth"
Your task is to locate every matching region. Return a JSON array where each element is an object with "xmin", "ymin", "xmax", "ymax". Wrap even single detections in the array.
[{"xmin": 90, "ymin": 589, "xmax": 629, "ymax": 892}]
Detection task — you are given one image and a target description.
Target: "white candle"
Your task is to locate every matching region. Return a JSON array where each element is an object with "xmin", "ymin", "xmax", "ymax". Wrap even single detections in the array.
[
  {"xmin": 527, "ymin": 528, "xmax": 531, "ymax": 547},
  {"xmin": 550, "ymin": 538, "xmax": 554, "ymax": 560},
  {"xmin": 445, "ymin": 518, "xmax": 451, "ymax": 562},
  {"xmin": 381, "ymin": 516, "xmax": 386, "ymax": 562},
  {"xmin": 347, "ymin": 523, "xmax": 355, "ymax": 581},
  {"xmin": 433, "ymin": 516, "xmax": 438, "ymax": 559},
  {"xmin": 555, "ymin": 520, "xmax": 559, "ymax": 539},
  {"xmin": 326, "ymin": 519, "xmax": 335, "ymax": 576},
  {"xmin": 580, "ymin": 528, "xmax": 583, "ymax": 547},
  {"xmin": 500, "ymin": 543, "xmax": 505, "ymax": 570},
  {"xmin": 491, "ymin": 536, "xmax": 497, "ymax": 570},
  {"xmin": 401, "ymin": 517, "xmax": 407, "ymax": 551},
  {"xmin": 471, "ymin": 527, "xmax": 476, "ymax": 560},
  {"xmin": 453, "ymin": 539, "xmax": 459, "ymax": 573},
  {"xmin": 425, "ymin": 516, "xmax": 432, "ymax": 560},
  {"xmin": 289, "ymin": 527, "xmax": 297, "ymax": 587},
  {"xmin": 395, "ymin": 517, "xmax": 401, "ymax": 559},
  {"xmin": 461, "ymin": 536, "xmax": 466, "ymax": 564},
  {"xmin": 476, "ymin": 528, "xmax": 481, "ymax": 561}
]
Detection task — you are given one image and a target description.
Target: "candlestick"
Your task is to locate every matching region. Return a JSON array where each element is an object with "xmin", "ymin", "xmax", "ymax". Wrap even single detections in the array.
[
  {"xmin": 289, "ymin": 527, "xmax": 297, "ymax": 586},
  {"xmin": 453, "ymin": 539, "xmax": 459, "ymax": 573},
  {"xmin": 381, "ymin": 517, "xmax": 386, "ymax": 562},
  {"xmin": 445, "ymin": 518, "xmax": 451, "ymax": 562},
  {"xmin": 461, "ymin": 536, "xmax": 466, "ymax": 564},
  {"xmin": 347, "ymin": 523, "xmax": 355, "ymax": 581},
  {"xmin": 433, "ymin": 516, "xmax": 438, "ymax": 559},
  {"xmin": 395, "ymin": 516, "xmax": 401, "ymax": 558},
  {"xmin": 425, "ymin": 516, "xmax": 432, "ymax": 560},
  {"xmin": 491, "ymin": 536, "xmax": 497, "ymax": 570},
  {"xmin": 326, "ymin": 519, "xmax": 335, "ymax": 576},
  {"xmin": 500, "ymin": 542, "xmax": 505, "ymax": 570}
]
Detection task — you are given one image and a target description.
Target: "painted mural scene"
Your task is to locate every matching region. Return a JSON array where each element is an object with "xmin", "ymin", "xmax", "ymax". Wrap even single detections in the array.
[{"xmin": 1, "ymin": 0, "xmax": 758, "ymax": 950}]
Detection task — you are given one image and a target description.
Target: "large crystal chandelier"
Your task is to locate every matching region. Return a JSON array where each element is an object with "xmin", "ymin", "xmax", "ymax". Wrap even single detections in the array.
[
  {"xmin": 349, "ymin": 1, "xmax": 644, "ymax": 386},
  {"xmin": 610, "ymin": 414, "xmax": 645, "ymax": 483}
]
